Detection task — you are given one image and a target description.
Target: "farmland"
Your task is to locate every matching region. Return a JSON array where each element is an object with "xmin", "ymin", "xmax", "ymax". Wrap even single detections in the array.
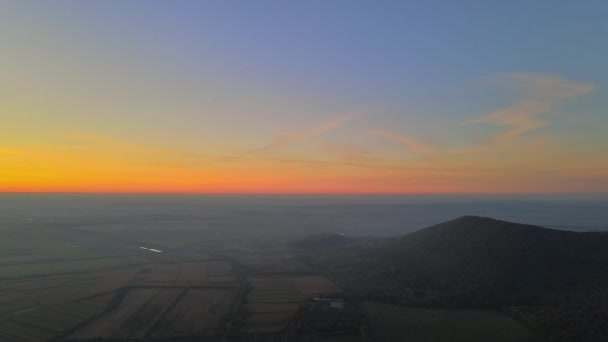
[
  {"xmin": 0, "ymin": 220, "xmax": 536, "ymax": 342},
  {"xmin": 245, "ymin": 276, "xmax": 303, "ymax": 333},
  {"xmin": 4, "ymin": 217, "xmax": 522, "ymax": 341},
  {"xmin": 0, "ymin": 228, "xmax": 143, "ymax": 266},
  {"xmin": 0, "ymin": 257, "xmax": 138, "ymax": 279},
  {"xmin": 237, "ymin": 250, "xmax": 342, "ymax": 334},
  {"xmin": 244, "ymin": 275, "xmax": 341, "ymax": 333},
  {"xmin": 67, "ymin": 288, "xmax": 183, "ymax": 340},
  {"xmin": 0, "ymin": 293, "xmax": 115, "ymax": 342},
  {"xmin": 238, "ymin": 252, "xmax": 311, "ymax": 275},
  {"xmin": 0, "ymin": 196, "xmax": 541, "ymax": 341},
  {"xmin": 0, "ymin": 218, "xmax": 248, "ymax": 341},
  {"xmin": 361, "ymin": 302, "xmax": 536, "ymax": 342},
  {"xmin": 130, "ymin": 261, "xmax": 238, "ymax": 287},
  {"xmin": 149, "ymin": 288, "xmax": 238, "ymax": 338}
]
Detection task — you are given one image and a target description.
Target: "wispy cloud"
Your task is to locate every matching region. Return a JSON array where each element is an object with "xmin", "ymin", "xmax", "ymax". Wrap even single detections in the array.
[
  {"xmin": 316, "ymin": 141, "xmax": 378, "ymax": 164},
  {"xmin": 471, "ymin": 73, "xmax": 594, "ymax": 142},
  {"xmin": 244, "ymin": 114, "xmax": 354, "ymax": 155},
  {"xmin": 368, "ymin": 129, "xmax": 436, "ymax": 155}
]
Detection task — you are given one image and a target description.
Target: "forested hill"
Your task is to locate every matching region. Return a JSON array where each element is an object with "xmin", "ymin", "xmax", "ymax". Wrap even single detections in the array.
[
  {"xmin": 298, "ymin": 216, "xmax": 608, "ymax": 340},
  {"xmin": 363, "ymin": 216, "xmax": 608, "ymax": 305}
]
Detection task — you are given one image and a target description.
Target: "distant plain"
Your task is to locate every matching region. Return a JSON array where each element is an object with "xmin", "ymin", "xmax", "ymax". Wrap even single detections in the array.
[{"xmin": 1, "ymin": 193, "xmax": 606, "ymax": 341}]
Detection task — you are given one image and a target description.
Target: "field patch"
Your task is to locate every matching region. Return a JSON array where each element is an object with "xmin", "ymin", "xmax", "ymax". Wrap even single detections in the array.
[
  {"xmin": 132, "ymin": 264, "xmax": 180, "ymax": 285},
  {"xmin": 150, "ymin": 288, "xmax": 237, "ymax": 338},
  {"xmin": 0, "ymin": 291, "xmax": 26, "ymax": 304},
  {"xmin": 239, "ymin": 253, "xmax": 310, "ymax": 275},
  {"xmin": 0, "ymin": 228, "xmax": 142, "ymax": 268},
  {"xmin": 0, "ymin": 320, "xmax": 56, "ymax": 342},
  {"xmin": 244, "ymin": 275, "xmax": 341, "ymax": 333},
  {"xmin": 0, "ymin": 298, "xmax": 38, "ymax": 315},
  {"xmin": 362, "ymin": 302, "xmax": 535, "ymax": 342},
  {"xmin": 110, "ymin": 220, "xmax": 220, "ymax": 248},
  {"xmin": 0, "ymin": 257, "xmax": 138, "ymax": 279},
  {"xmin": 8, "ymin": 267, "xmax": 139, "ymax": 307},
  {"xmin": 125, "ymin": 261, "xmax": 239, "ymax": 287},
  {"xmin": 293, "ymin": 276, "xmax": 341, "ymax": 297},
  {"xmin": 67, "ymin": 288, "xmax": 182, "ymax": 340},
  {"xmin": 0, "ymin": 293, "xmax": 116, "ymax": 342},
  {"xmin": 175, "ymin": 263, "xmax": 207, "ymax": 286},
  {"xmin": 204, "ymin": 261, "xmax": 238, "ymax": 286},
  {"xmin": 244, "ymin": 276, "xmax": 300, "ymax": 333}
]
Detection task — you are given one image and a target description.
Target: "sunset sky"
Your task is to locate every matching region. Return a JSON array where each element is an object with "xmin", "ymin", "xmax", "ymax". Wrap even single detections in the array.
[{"xmin": 1, "ymin": 1, "xmax": 607, "ymax": 193}]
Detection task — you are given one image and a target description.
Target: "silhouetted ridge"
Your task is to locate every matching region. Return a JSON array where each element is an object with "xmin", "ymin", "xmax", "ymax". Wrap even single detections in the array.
[
  {"xmin": 339, "ymin": 216, "xmax": 608, "ymax": 307},
  {"xmin": 298, "ymin": 216, "xmax": 608, "ymax": 340}
]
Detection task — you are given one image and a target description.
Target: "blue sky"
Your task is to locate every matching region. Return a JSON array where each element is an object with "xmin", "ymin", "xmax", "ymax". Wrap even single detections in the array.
[{"xmin": 1, "ymin": 0, "xmax": 607, "ymax": 192}]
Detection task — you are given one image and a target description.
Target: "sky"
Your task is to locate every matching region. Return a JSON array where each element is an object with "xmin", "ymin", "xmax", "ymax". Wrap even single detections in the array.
[{"xmin": 1, "ymin": 0, "xmax": 607, "ymax": 193}]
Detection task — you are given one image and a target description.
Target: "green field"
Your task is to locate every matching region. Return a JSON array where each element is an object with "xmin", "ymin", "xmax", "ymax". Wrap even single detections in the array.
[
  {"xmin": 362, "ymin": 302, "xmax": 537, "ymax": 342},
  {"xmin": 0, "ymin": 257, "xmax": 132, "ymax": 278},
  {"xmin": 0, "ymin": 228, "xmax": 139, "ymax": 261}
]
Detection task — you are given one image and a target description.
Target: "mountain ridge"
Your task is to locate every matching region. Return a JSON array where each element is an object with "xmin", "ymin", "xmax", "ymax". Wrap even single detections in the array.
[
  {"xmin": 298, "ymin": 215, "xmax": 608, "ymax": 340},
  {"xmin": 301, "ymin": 215, "xmax": 608, "ymax": 305}
]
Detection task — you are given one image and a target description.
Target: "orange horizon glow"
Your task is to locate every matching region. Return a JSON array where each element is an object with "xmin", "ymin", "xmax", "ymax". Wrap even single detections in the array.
[
  {"xmin": 2, "ymin": 124, "xmax": 607, "ymax": 194},
  {"xmin": 2, "ymin": 4, "xmax": 607, "ymax": 194}
]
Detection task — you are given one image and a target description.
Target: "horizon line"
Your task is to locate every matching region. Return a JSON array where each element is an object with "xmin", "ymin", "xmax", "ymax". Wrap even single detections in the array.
[{"xmin": 1, "ymin": 191, "xmax": 607, "ymax": 196}]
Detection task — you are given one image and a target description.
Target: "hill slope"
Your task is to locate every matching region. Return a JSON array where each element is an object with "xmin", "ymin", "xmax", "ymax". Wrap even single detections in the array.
[
  {"xmin": 375, "ymin": 216, "xmax": 608, "ymax": 304},
  {"xmin": 338, "ymin": 216, "xmax": 608, "ymax": 306},
  {"xmin": 299, "ymin": 216, "xmax": 608, "ymax": 340}
]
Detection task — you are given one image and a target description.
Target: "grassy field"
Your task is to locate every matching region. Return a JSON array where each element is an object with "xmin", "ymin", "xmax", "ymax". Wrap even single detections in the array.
[
  {"xmin": 0, "ymin": 257, "xmax": 134, "ymax": 278},
  {"xmin": 149, "ymin": 288, "xmax": 238, "ymax": 338},
  {"xmin": 132, "ymin": 264, "xmax": 181, "ymax": 285},
  {"xmin": 293, "ymin": 276, "xmax": 341, "ymax": 297},
  {"xmin": 244, "ymin": 274, "xmax": 342, "ymax": 333},
  {"xmin": 239, "ymin": 253, "xmax": 311, "ymax": 275},
  {"xmin": 362, "ymin": 302, "xmax": 537, "ymax": 342},
  {"xmin": 0, "ymin": 225, "xmax": 147, "ymax": 280},
  {"xmin": 67, "ymin": 288, "xmax": 164, "ymax": 340},
  {"xmin": 0, "ymin": 293, "xmax": 115, "ymax": 342},
  {"xmin": 245, "ymin": 276, "xmax": 304, "ymax": 333},
  {"xmin": 0, "ymin": 228, "xmax": 141, "ymax": 263}
]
